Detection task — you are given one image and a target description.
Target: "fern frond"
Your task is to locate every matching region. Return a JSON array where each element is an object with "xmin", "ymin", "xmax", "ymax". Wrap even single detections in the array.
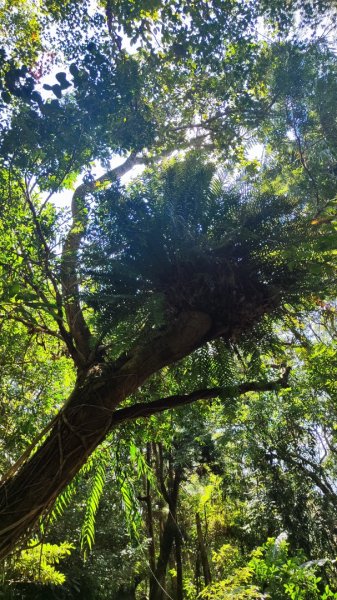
[
  {"xmin": 80, "ymin": 459, "xmax": 108, "ymax": 558},
  {"xmin": 48, "ymin": 481, "xmax": 77, "ymax": 526}
]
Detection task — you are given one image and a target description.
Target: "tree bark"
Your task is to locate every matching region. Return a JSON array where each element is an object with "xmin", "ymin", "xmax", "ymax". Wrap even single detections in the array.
[
  {"xmin": 195, "ymin": 553, "xmax": 201, "ymax": 596},
  {"xmin": 60, "ymin": 153, "xmax": 144, "ymax": 369},
  {"xmin": 145, "ymin": 444, "xmax": 156, "ymax": 597},
  {"xmin": 150, "ymin": 467, "xmax": 182, "ymax": 600},
  {"xmin": 196, "ymin": 512, "xmax": 212, "ymax": 586},
  {"xmin": 0, "ymin": 310, "xmax": 211, "ymax": 559},
  {"xmin": 175, "ymin": 529, "xmax": 184, "ymax": 600}
]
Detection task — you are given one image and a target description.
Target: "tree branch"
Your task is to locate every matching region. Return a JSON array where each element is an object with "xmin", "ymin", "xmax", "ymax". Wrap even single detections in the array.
[
  {"xmin": 268, "ymin": 450, "xmax": 337, "ymax": 505},
  {"xmin": 109, "ymin": 368, "xmax": 291, "ymax": 427},
  {"xmin": 19, "ymin": 181, "xmax": 79, "ymax": 361},
  {"xmin": 1, "ymin": 310, "xmax": 62, "ymax": 340},
  {"xmin": 60, "ymin": 153, "xmax": 144, "ymax": 369},
  {"xmin": 0, "ymin": 373, "xmax": 290, "ymax": 490}
]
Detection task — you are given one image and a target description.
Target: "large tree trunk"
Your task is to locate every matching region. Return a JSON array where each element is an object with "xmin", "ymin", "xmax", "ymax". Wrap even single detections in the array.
[{"xmin": 0, "ymin": 311, "xmax": 211, "ymax": 559}]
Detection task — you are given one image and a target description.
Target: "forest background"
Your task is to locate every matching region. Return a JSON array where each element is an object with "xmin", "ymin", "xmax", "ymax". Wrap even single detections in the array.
[{"xmin": 1, "ymin": 0, "xmax": 337, "ymax": 598}]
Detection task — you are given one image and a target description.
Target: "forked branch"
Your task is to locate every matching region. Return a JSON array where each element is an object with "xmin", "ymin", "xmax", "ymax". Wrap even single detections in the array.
[{"xmin": 60, "ymin": 153, "xmax": 144, "ymax": 369}]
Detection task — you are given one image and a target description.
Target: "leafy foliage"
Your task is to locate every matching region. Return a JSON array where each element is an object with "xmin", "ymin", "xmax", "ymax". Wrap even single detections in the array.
[
  {"xmin": 1, "ymin": 0, "xmax": 337, "ymax": 598},
  {"xmin": 9, "ymin": 540, "xmax": 73, "ymax": 586},
  {"xmin": 200, "ymin": 537, "xmax": 337, "ymax": 600},
  {"xmin": 85, "ymin": 152, "xmax": 336, "ymax": 348}
]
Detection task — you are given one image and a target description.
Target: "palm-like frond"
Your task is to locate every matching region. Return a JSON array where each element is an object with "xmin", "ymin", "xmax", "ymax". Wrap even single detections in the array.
[{"xmin": 83, "ymin": 152, "xmax": 336, "ymax": 349}]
